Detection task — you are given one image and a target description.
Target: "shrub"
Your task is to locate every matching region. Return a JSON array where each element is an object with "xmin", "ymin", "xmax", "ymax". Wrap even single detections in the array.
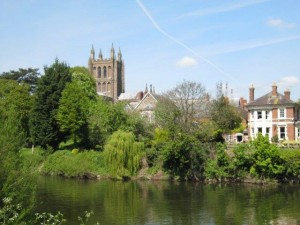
[
  {"xmin": 280, "ymin": 149, "xmax": 300, "ymax": 181},
  {"xmin": 104, "ymin": 130, "xmax": 145, "ymax": 179}
]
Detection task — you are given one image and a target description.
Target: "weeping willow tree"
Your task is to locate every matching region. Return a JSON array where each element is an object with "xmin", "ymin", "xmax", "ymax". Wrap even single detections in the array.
[{"xmin": 104, "ymin": 130, "xmax": 145, "ymax": 179}]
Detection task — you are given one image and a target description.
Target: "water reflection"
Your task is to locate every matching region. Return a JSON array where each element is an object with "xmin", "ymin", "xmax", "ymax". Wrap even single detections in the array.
[{"xmin": 36, "ymin": 177, "xmax": 300, "ymax": 225}]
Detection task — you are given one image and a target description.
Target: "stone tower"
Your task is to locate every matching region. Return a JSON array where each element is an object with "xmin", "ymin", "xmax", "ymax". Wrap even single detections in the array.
[{"xmin": 88, "ymin": 44, "xmax": 125, "ymax": 101}]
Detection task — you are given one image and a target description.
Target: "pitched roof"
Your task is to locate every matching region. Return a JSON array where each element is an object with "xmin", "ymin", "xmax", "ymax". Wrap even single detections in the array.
[
  {"xmin": 134, "ymin": 91, "xmax": 159, "ymax": 111},
  {"xmin": 247, "ymin": 91, "xmax": 294, "ymax": 107}
]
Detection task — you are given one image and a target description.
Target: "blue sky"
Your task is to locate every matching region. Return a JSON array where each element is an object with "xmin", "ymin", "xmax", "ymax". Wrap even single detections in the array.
[{"xmin": 1, "ymin": 0, "xmax": 300, "ymax": 101}]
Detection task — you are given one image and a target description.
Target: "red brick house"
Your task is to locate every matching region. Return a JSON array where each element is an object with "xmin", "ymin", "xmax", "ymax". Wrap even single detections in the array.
[{"xmin": 247, "ymin": 83, "xmax": 300, "ymax": 141}]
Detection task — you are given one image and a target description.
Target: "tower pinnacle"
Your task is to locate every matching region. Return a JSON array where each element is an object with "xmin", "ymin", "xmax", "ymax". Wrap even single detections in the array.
[
  {"xmin": 99, "ymin": 49, "xmax": 103, "ymax": 60},
  {"xmin": 110, "ymin": 43, "xmax": 115, "ymax": 59},
  {"xmin": 90, "ymin": 45, "xmax": 95, "ymax": 60}
]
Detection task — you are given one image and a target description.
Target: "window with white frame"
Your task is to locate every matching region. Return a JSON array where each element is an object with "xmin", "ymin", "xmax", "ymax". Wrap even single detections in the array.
[
  {"xmin": 279, "ymin": 108, "xmax": 285, "ymax": 118},
  {"xmin": 297, "ymin": 128, "xmax": 300, "ymax": 139},
  {"xmin": 265, "ymin": 111, "xmax": 270, "ymax": 119},
  {"xmin": 279, "ymin": 127, "xmax": 286, "ymax": 139},
  {"xmin": 266, "ymin": 127, "xmax": 270, "ymax": 136},
  {"xmin": 258, "ymin": 127, "xmax": 262, "ymax": 134},
  {"xmin": 257, "ymin": 111, "xmax": 262, "ymax": 119}
]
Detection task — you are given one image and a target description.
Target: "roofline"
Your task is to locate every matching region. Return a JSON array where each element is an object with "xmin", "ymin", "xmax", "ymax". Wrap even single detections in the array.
[
  {"xmin": 133, "ymin": 92, "xmax": 158, "ymax": 111},
  {"xmin": 247, "ymin": 102, "xmax": 299, "ymax": 108}
]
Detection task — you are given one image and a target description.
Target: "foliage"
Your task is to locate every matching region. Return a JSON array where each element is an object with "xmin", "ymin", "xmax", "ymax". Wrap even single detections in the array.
[
  {"xmin": 35, "ymin": 212, "xmax": 66, "ymax": 225},
  {"xmin": 0, "ymin": 79, "xmax": 33, "ymax": 144},
  {"xmin": 231, "ymin": 144, "xmax": 253, "ymax": 177},
  {"xmin": 280, "ymin": 150, "xmax": 300, "ymax": 181},
  {"xmin": 195, "ymin": 120, "xmax": 224, "ymax": 142},
  {"xmin": 30, "ymin": 59, "xmax": 72, "ymax": 149},
  {"xmin": 78, "ymin": 211, "xmax": 99, "ymax": 225},
  {"xmin": 204, "ymin": 144, "xmax": 233, "ymax": 181},
  {"xmin": 56, "ymin": 82, "xmax": 90, "ymax": 146},
  {"xmin": 0, "ymin": 198, "xmax": 100, "ymax": 225},
  {"xmin": 154, "ymin": 96, "xmax": 181, "ymax": 133},
  {"xmin": 0, "ymin": 197, "xmax": 22, "ymax": 225},
  {"xmin": 161, "ymin": 133, "xmax": 208, "ymax": 180},
  {"xmin": 104, "ymin": 130, "xmax": 144, "ymax": 179},
  {"xmin": 70, "ymin": 67, "xmax": 97, "ymax": 100},
  {"xmin": 210, "ymin": 95, "xmax": 242, "ymax": 133},
  {"xmin": 146, "ymin": 128, "xmax": 171, "ymax": 169},
  {"xmin": 0, "ymin": 67, "xmax": 40, "ymax": 93},
  {"xmin": 0, "ymin": 95, "xmax": 36, "ymax": 221},
  {"xmin": 43, "ymin": 150, "xmax": 107, "ymax": 177},
  {"xmin": 88, "ymin": 98, "xmax": 142, "ymax": 149},
  {"xmin": 250, "ymin": 133, "xmax": 284, "ymax": 179}
]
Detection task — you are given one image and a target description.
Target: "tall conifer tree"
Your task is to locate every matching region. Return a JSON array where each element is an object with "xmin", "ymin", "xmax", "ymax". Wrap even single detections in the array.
[{"xmin": 30, "ymin": 59, "xmax": 72, "ymax": 149}]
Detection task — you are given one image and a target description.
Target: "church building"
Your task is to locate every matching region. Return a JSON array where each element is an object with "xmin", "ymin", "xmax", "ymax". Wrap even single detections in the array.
[{"xmin": 88, "ymin": 44, "xmax": 125, "ymax": 101}]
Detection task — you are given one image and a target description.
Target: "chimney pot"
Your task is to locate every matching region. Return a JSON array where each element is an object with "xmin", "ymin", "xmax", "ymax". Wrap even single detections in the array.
[
  {"xmin": 272, "ymin": 83, "xmax": 277, "ymax": 97},
  {"xmin": 249, "ymin": 84, "xmax": 255, "ymax": 102},
  {"xmin": 284, "ymin": 89, "xmax": 290, "ymax": 101}
]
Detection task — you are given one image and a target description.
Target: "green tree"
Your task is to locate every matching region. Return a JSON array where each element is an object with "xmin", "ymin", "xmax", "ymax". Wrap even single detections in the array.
[
  {"xmin": 0, "ymin": 67, "xmax": 40, "ymax": 93},
  {"xmin": 88, "ymin": 98, "xmax": 129, "ymax": 149},
  {"xmin": 210, "ymin": 95, "xmax": 242, "ymax": 133},
  {"xmin": 0, "ymin": 96, "xmax": 36, "ymax": 222},
  {"xmin": 250, "ymin": 133, "xmax": 284, "ymax": 179},
  {"xmin": 70, "ymin": 67, "xmax": 97, "ymax": 100},
  {"xmin": 56, "ymin": 82, "xmax": 90, "ymax": 146},
  {"xmin": 30, "ymin": 59, "xmax": 72, "ymax": 149},
  {"xmin": 162, "ymin": 134, "xmax": 208, "ymax": 181},
  {"xmin": 0, "ymin": 79, "xmax": 33, "ymax": 144},
  {"xmin": 154, "ymin": 96, "xmax": 181, "ymax": 135},
  {"xmin": 104, "ymin": 130, "xmax": 144, "ymax": 179}
]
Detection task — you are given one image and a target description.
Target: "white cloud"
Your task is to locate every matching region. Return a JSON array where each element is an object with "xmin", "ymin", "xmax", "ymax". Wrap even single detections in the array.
[
  {"xmin": 278, "ymin": 76, "xmax": 300, "ymax": 87},
  {"xmin": 176, "ymin": 56, "xmax": 198, "ymax": 68},
  {"xmin": 266, "ymin": 18, "xmax": 296, "ymax": 29}
]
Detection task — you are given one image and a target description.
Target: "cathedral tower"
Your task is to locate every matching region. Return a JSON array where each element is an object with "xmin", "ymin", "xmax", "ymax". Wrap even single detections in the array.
[{"xmin": 88, "ymin": 44, "xmax": 125, "ymax": 101}]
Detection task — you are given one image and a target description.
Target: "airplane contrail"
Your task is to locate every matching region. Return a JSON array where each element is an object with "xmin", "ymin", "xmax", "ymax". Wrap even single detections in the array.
[{"xmin": 135, "ymin": 0, "xmax": 235, "ymax": 81}]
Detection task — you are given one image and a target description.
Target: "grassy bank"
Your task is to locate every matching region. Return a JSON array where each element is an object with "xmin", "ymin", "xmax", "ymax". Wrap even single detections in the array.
[{"xmin": 21, "ymin": 148, "xmax": 108, "ymax": 179}]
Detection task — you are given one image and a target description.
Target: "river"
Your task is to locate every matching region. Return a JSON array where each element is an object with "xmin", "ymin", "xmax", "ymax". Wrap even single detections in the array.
[{"xmin": 36, "ymin": 176, "xmax": 300, "ymax": 225}]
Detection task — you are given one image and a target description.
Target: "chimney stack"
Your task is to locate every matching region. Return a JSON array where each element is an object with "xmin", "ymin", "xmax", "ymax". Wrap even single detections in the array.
[
  {"xmin": 249, "ymin": 84, "xmax": 255, "ymax": 102},
  {"xmin": 284, "ymin": 89, "xmax": 290, "ymax": 101},
  {"xmin": 272, "ymin": 83, "xmax": 277, "ymax": 97}
]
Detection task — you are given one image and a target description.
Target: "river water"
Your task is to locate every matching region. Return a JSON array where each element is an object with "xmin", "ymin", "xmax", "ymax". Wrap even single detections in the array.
[{"xmin": 36, "ymin": 176, "xmax": 300, "ymax": 225}]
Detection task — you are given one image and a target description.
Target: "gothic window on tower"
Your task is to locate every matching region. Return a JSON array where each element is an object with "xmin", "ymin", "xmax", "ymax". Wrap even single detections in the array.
[
  {"xmin": 97, "ymin": 82, "xmax": 101, "ymax": 92},
  {"xmin": 103, "ymin": 66, "xmax": 107, "ymax": 78},
  {"xmin": 97, "ymin": 67, "xmax": 101, "ymax": 78},
  {"xmin": 107, "ymin": 82, "xmax": 111, "ymax": 93},
  {"xmin": 108, "ymin": 66, "xmax": 111, "ymax": 78},
  {"xmin": 102, "ymin": 82, "xmax": 106, "ymax": 93}
]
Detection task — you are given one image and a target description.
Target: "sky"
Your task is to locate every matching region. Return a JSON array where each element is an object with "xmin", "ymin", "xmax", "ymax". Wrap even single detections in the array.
[{"xmin": 0, "ymin": 0, "xmax": 300, "ymax": 101}]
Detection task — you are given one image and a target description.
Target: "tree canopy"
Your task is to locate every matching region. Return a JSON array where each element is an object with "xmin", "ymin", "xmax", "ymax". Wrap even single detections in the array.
[
  {"xmin": 0, "ymin": 68, "xmax": 40, "ymax": 93},
  {"xmin": 30, "ymin": 59, "xmax": 72, "ymax": 149}
]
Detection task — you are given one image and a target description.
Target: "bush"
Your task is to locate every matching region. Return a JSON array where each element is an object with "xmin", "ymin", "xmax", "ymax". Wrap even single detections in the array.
[
  {"xmin": 250, "ymin": 133, "xmax": 284, "ymax": 179},
  {"xmin": 204, "ymin": 144, "xmax": 232, "ymax": 181},
  {"xmin": 162, "ymin": 134, "xmax": 208, "ymax": 181},
  {"xmin": 280, "ymin": 149, "xmax": 300, "ymax": 181}
]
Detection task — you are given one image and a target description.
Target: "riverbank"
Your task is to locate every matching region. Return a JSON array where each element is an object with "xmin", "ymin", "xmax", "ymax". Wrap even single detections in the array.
[{"xmin": 21, "ymin": 143, "xmax": 300, "ymax": 184}]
